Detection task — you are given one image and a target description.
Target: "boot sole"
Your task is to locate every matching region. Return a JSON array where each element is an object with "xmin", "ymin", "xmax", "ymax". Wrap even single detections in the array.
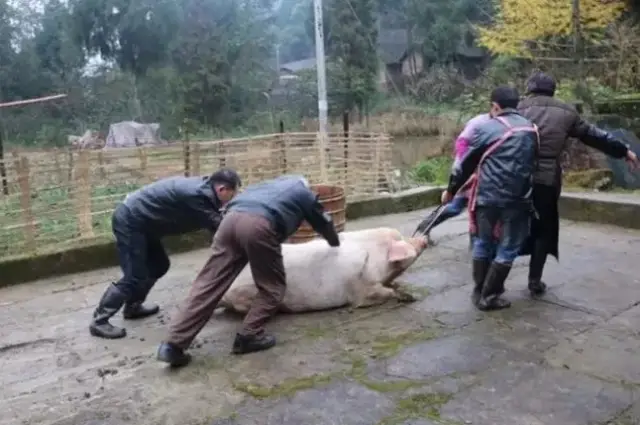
[
  {"xmin": 157, "ymin": 353, "xmax": 192, "ymax": 368},
  {"xmin": 232, "ymin": 341, "xmax": 276, "ymax": 355},
  {"xmin": 528, "ymin": 284, "xmax": 547, "ymax": 297},
  {"xmin": 123, "ymin": 307, "xmax": 160, "ymax": 320},
  {"xmin": 89, "ymin": 326, "xmax": 127, "ymax": 339},
  {"xmin": 477, "ymin": 302, "xmax": 511, "ymax": 312}
]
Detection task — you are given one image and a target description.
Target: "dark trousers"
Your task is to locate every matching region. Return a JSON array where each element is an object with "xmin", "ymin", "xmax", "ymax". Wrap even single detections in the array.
[
  {"xmin": 530, "ymin": 183, "xmax": 560, "ymax": 258},
  {"xmin": 473, "ymin": 206, "xmax": 530, "ymax": 265},
  {"xmin": 167, "ymin": 211, "xmax": 286, "ymax": 350},
  {"xmin": 112, "ymin": 204, "xmax": 170, "ymax": 303}
]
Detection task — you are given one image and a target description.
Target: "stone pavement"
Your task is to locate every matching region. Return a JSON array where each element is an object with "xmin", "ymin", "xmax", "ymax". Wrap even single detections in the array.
[{"xmin": 2, "ymin": 209, "xmax": 640, "ymax": 425}]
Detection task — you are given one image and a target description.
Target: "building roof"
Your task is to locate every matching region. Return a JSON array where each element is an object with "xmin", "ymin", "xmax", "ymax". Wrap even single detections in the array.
[
  {"xmin": 378, "ymin": 29, "xmax": 410, "ymax": 64},
  {"xmin": 279, "ymin": 29, "xmax": 413, "ymax": 73},
  {"xmin": 280, "ymin": 58, "xmax": 317, "ymax": 73}
]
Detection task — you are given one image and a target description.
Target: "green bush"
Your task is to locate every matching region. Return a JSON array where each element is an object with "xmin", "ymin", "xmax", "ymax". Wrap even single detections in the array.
[{"xmin": 409, "ymin": 156, "xmax": 453, "ymax": 184}]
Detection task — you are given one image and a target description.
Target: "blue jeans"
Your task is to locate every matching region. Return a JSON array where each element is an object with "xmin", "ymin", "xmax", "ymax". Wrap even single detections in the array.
[
  {"xmin": 472, "ymin": 206, "xmax": 530, "ymax": 265},
  {"xmin": 112, "ymin": 204, "xmax": 170, "ymax": 303}
]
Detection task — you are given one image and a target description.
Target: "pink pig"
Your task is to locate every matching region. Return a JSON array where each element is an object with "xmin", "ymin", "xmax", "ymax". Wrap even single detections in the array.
[{"xmin": 219, "ymin": 227, "xmax": 427, "ymax": 314}]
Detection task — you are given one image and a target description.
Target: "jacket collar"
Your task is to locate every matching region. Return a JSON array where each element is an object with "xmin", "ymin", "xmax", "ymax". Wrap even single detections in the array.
[
  {"xmin": 495, "ymin": 107, "xmax": 519, "ymax": 117},
  {"xmin": 200, "ymin": 178, "xmax": 222, "ymax": 209}
]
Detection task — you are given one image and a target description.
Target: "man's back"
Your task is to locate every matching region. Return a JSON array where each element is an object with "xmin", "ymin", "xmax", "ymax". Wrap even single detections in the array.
[
  {"xmin": 518, "ymin": 95, "xmax": 579, "ymax": 185},
  {"xmin": 124, "ymin": 176, "xmax": 219, "ymax": 235},
  {"xmin": 227, "ymin": 175, "xmax": 316, "ymax": 240},
  {"xmin": 473, "ymin": 112, "xmax": 538, "ymax": 207}
]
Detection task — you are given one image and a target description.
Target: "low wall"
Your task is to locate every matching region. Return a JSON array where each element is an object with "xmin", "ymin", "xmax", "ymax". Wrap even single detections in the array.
[
  {"xmin": 0, "ymin": 187, "xmax": 442, "ymax": 287},
  {"xmin": 1, "ymin": 187, "xmax": 638, "ymax": 287},
  {"xmin": 559, "ymin": 193, "xmax": 640, "ymax": 229}
]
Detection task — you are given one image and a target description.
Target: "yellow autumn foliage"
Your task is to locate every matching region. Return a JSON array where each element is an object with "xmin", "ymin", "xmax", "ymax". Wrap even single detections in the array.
[{"xmin": 478, "ymin": 0, "xmax": 626, "ymax": 56}]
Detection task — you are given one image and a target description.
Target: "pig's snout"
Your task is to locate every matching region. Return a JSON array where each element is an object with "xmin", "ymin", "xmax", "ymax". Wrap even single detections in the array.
[{"xmin": 407, "ymin": 237, "xmax": 428, "ymax": 252}]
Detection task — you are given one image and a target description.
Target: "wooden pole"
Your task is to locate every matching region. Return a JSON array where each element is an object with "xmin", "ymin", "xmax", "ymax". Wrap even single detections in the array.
[
  {"xmin": 343, "ymin": 112, "xmax": 349, "ymax": 187},
  {"xmin": 14, "ymin": 154, "xmax": 36, "ymax": 252},
  {"xmin": 74, "ymin": 150, "xmax": 95, "ymax": 238},
  {"xmin": 0, "ymin": 94, "xmax": 67, "ymax": 108},
  {"xmin": 0, "ymin": 120, "xmax": 7, "ymax": 195},
  {"xmin": 192, "ymin": 142, "xmax": 201, "ymax": 176},
  {"xmin": 279, "ymin": 120, "xmax": 287, "ymax": 173},
  {"xmin": 183, "ymin": 134, "xmax": 191, "ymax": 177}
]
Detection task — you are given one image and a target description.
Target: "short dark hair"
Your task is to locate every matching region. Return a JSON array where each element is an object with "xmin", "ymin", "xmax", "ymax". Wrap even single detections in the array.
[
  {"xmin": 526, "ymin": 71, "xmax": 556, "ymax": 96},
  {"xmin": 490, "ymin": 85, "xmax": 520, "ymax": 109},
  {"xmin": 209, "ymin": 168, "xmax": 242, "ymax": 189}
]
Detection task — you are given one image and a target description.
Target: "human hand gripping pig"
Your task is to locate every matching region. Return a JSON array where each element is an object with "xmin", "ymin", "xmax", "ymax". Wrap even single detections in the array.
[{"xmin": 219, "ymin": 227, "xmax": 428, "ymax": 314}]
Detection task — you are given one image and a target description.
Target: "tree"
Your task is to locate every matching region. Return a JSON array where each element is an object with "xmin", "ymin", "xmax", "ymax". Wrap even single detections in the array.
[
  {"xmin": 407, "ymin": 0, "xmax": 492, "ymax": 63},
  {"xmin": 35, "ymin": 0, "xmax": 85, "ymax": 84},
  {"xmin": 324, "ymin": 0, "xmax": 379, "ymax": 117},
  {"xmin": 70, "ymin": 0, "xmax": 182, "ymax": 118},
  {"xmin": 478, "ymin": 0, "xmax": 626, "ymax": 56},
  {"xmin": 275, "ymin": 0, "xmax": 314, "ymax": 63},
  {"xmin": 171, "ymin": 0, "xmax": 275, "ymax": 130},
  {"xmin": 0, "ymin": 0, "xmax": 16, "ymax": 99}
]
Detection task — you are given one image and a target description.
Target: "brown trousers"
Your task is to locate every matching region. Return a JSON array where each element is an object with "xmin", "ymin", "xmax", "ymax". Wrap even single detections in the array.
[{"xmin": 167, "ymin": 211, "xmax": 286, "ymax": 349}]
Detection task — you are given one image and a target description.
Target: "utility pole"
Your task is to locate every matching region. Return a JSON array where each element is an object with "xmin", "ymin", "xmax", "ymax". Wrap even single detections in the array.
[{"xmin": 313, "ymin": 0, "xmax": 328, "ymax": 180}]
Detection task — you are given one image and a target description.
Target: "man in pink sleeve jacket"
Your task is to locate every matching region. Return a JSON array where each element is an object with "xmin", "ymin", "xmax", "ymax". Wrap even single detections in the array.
[{"xmin": 416, "ymin": 113, "xmax": 492, "ymax": 236}]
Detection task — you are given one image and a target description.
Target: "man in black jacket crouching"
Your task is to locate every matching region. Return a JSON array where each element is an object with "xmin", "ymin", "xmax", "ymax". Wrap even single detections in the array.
[{"xmin": 89, "ymin": 169, "xmax": 242, "ymax": 339}]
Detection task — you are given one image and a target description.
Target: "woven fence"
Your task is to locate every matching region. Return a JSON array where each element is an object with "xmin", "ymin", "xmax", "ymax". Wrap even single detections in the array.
[{"xmin": 0, "ymin": 132, "xmax": 392, "ymax": 259}]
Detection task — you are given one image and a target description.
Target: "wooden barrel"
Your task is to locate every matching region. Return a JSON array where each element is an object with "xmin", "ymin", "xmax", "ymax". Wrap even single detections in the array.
[{"xmin": 287, "ymin": 184, "xmax": 346, "ymax": 244}]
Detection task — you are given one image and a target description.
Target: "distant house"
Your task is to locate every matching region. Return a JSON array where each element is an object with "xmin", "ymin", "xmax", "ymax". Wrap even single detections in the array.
[
  {"xmin": 377, "ymin": 29, "xmax": 422, "ymax": 92},
  {"xmin": 276, "ymin": 29, "xmax": 422, "ymax": 91},
  {"xmin": 276, "ymin": 29, "xmax": 487, "ymax": 93},
  {"xmin": 453, "ymin": 41, "xmax": 488, "ymax": 80},
  {"xmin": 279, "ymin": 58, "xmax": 317, "ymax": 80}
]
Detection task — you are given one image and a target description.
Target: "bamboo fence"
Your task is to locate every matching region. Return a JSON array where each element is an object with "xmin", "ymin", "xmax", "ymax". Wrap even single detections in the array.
[{"xmin": 0, "ymin": 132, "xmax": 393, "ymax": 259}]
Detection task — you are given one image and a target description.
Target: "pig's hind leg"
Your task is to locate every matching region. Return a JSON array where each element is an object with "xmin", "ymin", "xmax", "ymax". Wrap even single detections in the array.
[
  {"xmin": 351, "ymin": 282, "xmax": 414, "ymax": 308},
  {"xmin": 219, "ymin": 286, "xmax": 256, "ymax": 316}
]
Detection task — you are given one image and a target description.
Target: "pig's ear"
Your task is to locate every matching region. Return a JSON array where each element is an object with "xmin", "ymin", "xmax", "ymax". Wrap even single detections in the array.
[{"xmin": 388, "ymin": 240, "xmax": 416, "ymax": 263}]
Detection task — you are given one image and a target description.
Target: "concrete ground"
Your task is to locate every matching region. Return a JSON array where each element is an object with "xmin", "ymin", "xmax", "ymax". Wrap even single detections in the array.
[{"xmin": 2, "ymin": 209, "xmax": 640, "ymax": 425}]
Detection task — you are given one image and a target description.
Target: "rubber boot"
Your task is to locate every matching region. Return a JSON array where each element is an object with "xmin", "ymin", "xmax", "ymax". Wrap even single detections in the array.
[
  {"xmin": 232, "ymin": 332, "xmax": 276, "ymax": 355},
  {"xmin": 157, "ymin": 342, "xmax": 192, "ymax": 368},
  {"xmin": 89, "ymin": 283, "xmax": 127, "ymax": 339},
  {"xmin": 123, "ymin": 301, "xmax": 160, "ymax": 320},
  {"xmin": 471, "ymin": 258, "xmax": 490, "ymax": 306},
  {"xmin": 477, "ymin": 262, "xmax": 512, "ymax": 311},
  {"xmin": 528, "ymin": 240, "xmax": 548, "ymax": 296}
]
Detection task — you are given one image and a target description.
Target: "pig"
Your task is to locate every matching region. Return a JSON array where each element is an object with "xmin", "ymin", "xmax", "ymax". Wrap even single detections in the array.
[{"xmin": 218, "ymin": 227, "xmax": 427, "ymax": 314}]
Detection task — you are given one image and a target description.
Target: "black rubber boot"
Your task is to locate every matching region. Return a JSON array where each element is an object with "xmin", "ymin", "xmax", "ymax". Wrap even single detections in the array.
[
  {"xmin": 123, "ymin": 302, "xmax": 160, "ymax": 320},
  {"xmin": 157, "ymin": 342, "xmax": 192, "ymax": 368},
  {"xmin": 477, "ymin": 262, "xmax": 512, "ymax": 311},
  {"xmin": 232, "ymin": 332, "xmax": 276, "ymax": 355},
  {"xmin": 89, "ymin": 283, "xmax": 128, "ymax": 339},
  {"xmin": 471, "ymin": 258, "xmax": 490, "ymax": 306},
  {"xmin": 528, "ymin": 240, "xmax": 548, "ymax": 296}
]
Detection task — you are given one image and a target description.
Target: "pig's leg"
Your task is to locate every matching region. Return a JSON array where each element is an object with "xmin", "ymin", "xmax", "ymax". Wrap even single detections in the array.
[
  {"xmin": 221, "ymin": 286, "xmax": 256, "ymax": 315},
  {"xmin": 353, "ymin": 284, "xmax": 400, "ymax": 308},
  {"xmin": 393, "ymin": 287, "xmax": 417, "ymax": 303}
]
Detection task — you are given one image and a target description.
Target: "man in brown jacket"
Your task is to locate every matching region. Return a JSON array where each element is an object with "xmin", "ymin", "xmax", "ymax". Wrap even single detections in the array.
[{"xmin": 517, "ymin": 72, "xmax": 638, "ymax": 296}]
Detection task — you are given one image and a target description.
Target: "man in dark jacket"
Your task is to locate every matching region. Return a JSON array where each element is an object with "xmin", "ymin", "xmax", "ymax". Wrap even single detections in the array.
[
  {"xmin": 157, "ymin": 175, "xmax": 341, "ymax": 367},
  {"xmin": 442, "ymin": 86, "xmax": 539, "ymax": 311},
  {"xmin": 517, "ymin": 72, "xmax": 638, "ymax": 296},
  {"xmin": 89, "ymin": 169, "xmax": 242, "ymax": 339}
]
